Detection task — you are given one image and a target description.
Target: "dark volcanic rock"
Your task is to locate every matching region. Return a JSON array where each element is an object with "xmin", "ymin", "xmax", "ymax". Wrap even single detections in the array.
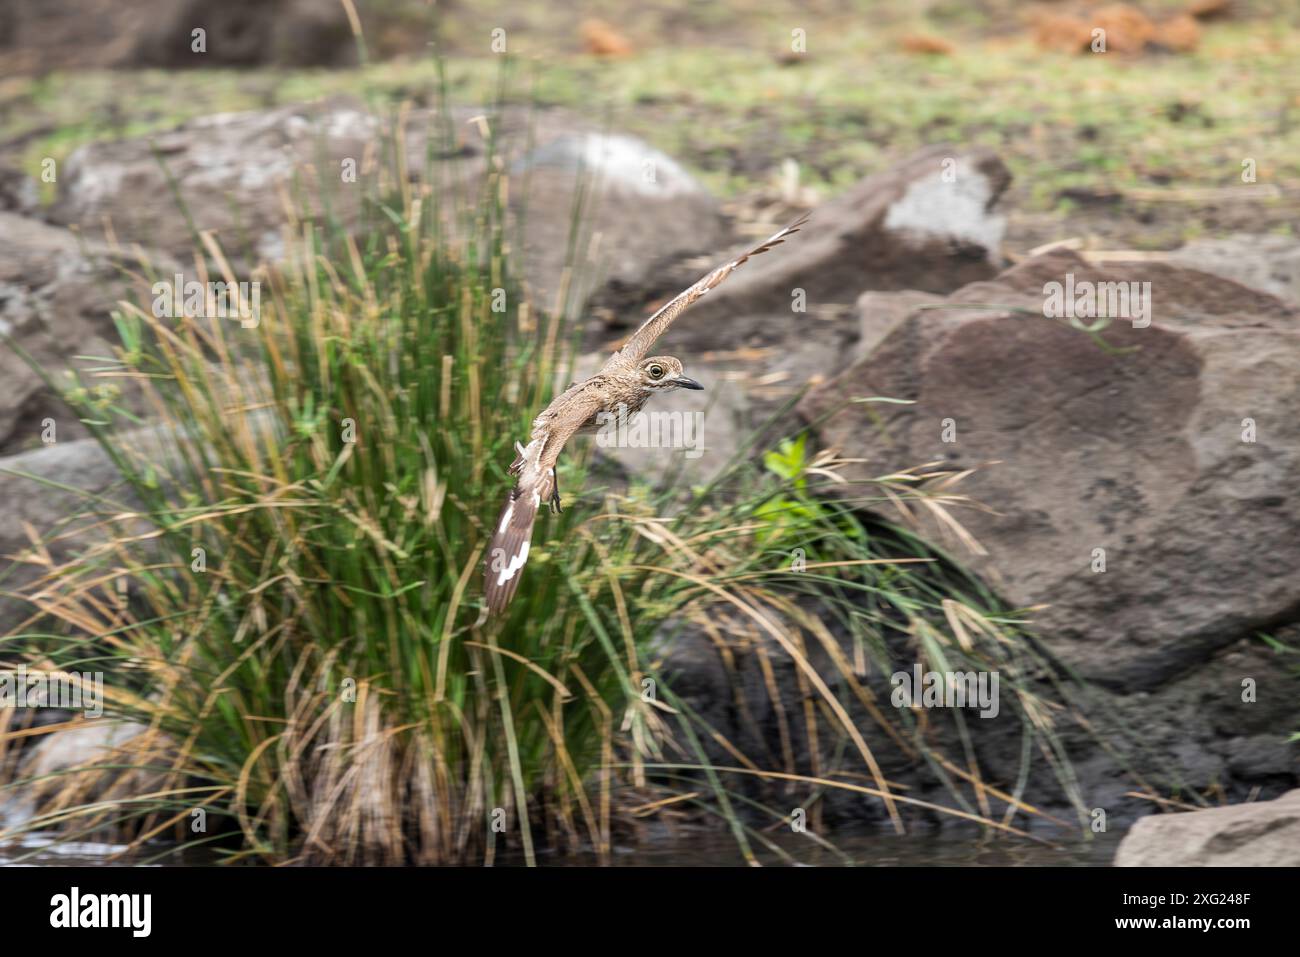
[
  {"xmin": 800, "ymin": 251, "xmax": 1300, "ymax": 692},
  {"xmin": 0, "ymin": 0, "xmax": 355, "ymax": 74},
  {"xmin": 1225, "ymin": 734, "xmax": 1297, "ymax": 780},
  {"xmin": 1168, "ymin": 233, "xmax": 1300, "ymax": 307},
  {"xmin": 660, "ymin": 598, "xmax": 1300, "ymax": 834}
]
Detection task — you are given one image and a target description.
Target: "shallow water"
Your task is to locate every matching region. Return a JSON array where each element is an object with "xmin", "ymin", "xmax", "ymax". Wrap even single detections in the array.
[
  {"xmin": 548, "ymin": 829, "xmax": 1123, "ymax": 867},
  {"xmin": 0, "ymin": 834, "xmax": 156, "ymax": 867},
  {"xmin": 2, "ymin": 828, "xmax": 1123, "ymax": 867}
]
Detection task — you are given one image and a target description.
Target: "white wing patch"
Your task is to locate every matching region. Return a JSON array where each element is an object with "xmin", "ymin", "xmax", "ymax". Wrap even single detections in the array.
[{"xmin": 495, "ymin": 540, "xmax": 531, "ymax": 587}]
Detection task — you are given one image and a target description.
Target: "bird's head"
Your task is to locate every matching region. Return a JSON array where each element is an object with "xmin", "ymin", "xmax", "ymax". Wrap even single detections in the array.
[{"xmin": 639, "ymin": 356, "xmax": 704, "ymax": 393}]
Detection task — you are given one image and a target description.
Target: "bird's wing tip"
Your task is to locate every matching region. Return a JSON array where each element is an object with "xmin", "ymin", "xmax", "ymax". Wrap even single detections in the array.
[{"xmin": 762, "ymin": 212, "xmax": 811, "ymax": 248}]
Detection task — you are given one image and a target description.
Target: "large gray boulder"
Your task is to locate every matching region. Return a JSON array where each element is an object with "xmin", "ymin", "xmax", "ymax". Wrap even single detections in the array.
[
  {"xmin": 1115, "ymin": 790, "xmax": 1300, "ymax": 866},
  {"xmin": 0, "ymin": 418, "xmax": 207, "ymax": 639},
  {"xmin": 45, "ymin": 103, "xmax": 725, "ymax": 315},
  {"xmin": 0, "ymin": 212, "xmax": 168, "ymax": 455},
  {"xmin": 47, "ymin": 100, "xmax": 416, "ymax": 268},
  {"xmin": 800, "ymin": 251, "xmax": 1300, "ymax": 691},
  {"xmin": 511, "ymin": 132, "xmax": 725, "ymax": 316}
]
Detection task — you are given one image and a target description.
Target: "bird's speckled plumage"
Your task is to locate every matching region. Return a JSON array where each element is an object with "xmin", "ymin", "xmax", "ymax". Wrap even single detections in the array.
[{"xmin": 483, "ymin": 215, "xmax": 808, "ymax": 615}]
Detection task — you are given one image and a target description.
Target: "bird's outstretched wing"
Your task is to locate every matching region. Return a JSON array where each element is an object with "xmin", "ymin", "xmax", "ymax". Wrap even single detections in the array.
[
  {"xmin": 483, "ymin": 389, "xmax": 605, "ymax": 616},
  {"xmin": 605, "ymin": 213, "xmax": 809, "ymax": 371}
]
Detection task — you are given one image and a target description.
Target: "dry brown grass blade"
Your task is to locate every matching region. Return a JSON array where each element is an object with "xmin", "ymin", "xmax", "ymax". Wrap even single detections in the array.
[
  {"xmin": 689, "ymin": 766, "xmax": 1058, "ymax": 846},
  {"xmin": 463, "ymin": 641, "xmax": 574, "ymax": 699},
  {"xmin": 626, "ymin": 564, "xmax": 905, "ymax": 833}
]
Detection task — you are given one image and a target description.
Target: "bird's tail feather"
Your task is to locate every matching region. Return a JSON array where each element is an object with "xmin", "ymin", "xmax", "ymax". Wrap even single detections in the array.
[{"xmin": 483, "ymin": 441, "xmax": 552, "ymax": 616}]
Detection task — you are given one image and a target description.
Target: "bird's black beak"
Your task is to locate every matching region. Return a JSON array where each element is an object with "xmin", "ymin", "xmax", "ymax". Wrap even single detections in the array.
[{"xmin": 675, "ymin": 376, "xmax": 704, "ymax": 391}]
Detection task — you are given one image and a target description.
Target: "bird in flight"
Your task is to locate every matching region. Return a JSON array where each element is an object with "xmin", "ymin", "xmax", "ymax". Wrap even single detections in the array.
[{"xmin": 483, "ymin": 214, "xmax": 809, "ymax": 615}]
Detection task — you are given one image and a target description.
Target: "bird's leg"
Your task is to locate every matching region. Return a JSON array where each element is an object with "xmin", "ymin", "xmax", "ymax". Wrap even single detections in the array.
[{"xmin": 548, "ymin": 464, "xmax": 563, "ymax": 515}]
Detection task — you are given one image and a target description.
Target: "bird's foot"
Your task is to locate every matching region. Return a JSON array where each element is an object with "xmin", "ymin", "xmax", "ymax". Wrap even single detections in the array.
[
  {"xmin": 548, "ymin": 487, "xmax": 563, "ymax": 515},
  {"xmin": 508, "ymin": 440, "xmax": 527, "ymax": 475}
]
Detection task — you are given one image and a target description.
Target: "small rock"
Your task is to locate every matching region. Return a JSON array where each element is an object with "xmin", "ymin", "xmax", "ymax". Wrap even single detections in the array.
[
  {"xmin": 899, "ymin": 34, "xmax": 955, "ymax": 56},
  {"xmin": 581, "ymin": 19, "xmax": 633, "ymax": 57},
  {"xmin": 0, "ymin": 163, "xmax": 39, "ymax": 215},
  {"xmin": 1115, "ymin": 790, "xmax": 1300, "ymax": 865},
  {"xmin": 0, "ymin": 423, "xmax": 204, "ymax": 636},
  {"xmin": 20, "ymin": 719, "xmax": 148, "ymax": 778},
  {"xmin": 4, "ymin": 718, "xmax": 158, "ymax": 831},
  {"xmin": 1153, "ymin": 14, "xmax": 1201, "ymax": 53},
  {"xmin": 1092, "ymin": 4, "xmax": 1157, "ymax": 54}
]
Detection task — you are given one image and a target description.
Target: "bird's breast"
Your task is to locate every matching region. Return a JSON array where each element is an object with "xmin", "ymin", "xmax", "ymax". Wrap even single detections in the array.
[{"xmin": 578, "ymin": 391, "xmax": 650, "ymax": 434}]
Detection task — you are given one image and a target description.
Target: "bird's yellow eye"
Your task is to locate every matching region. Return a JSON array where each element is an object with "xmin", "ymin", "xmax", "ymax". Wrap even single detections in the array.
[{"xmin": 647, "ymin": 364, "xmax": 664, "ymax": 379}]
